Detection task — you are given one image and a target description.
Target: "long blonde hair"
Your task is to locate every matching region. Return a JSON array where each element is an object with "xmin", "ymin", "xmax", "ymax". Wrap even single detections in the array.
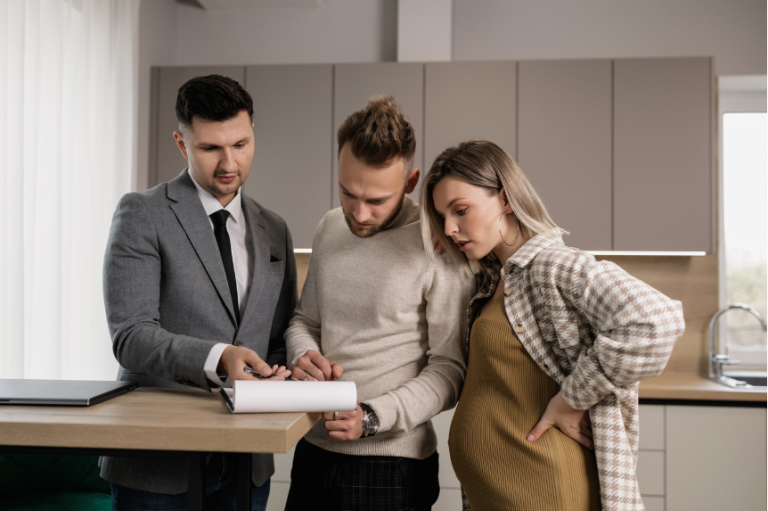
[{"xmin": 421, "ymin": 139, "xmax": 567, "ymax": 273}]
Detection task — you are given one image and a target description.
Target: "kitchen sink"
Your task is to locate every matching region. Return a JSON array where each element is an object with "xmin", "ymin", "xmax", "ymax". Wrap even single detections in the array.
[
  {"xmin": 712, "ymin": 374, "xmax": 768, "ymax": 390},
  {"xmin": 733, "ymin": 376, "xmax": 767, "ymax": 387}
]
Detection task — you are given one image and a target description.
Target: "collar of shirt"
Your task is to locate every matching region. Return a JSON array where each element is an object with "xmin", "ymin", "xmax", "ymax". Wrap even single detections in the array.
[{"xmin": 188, "ymin": 171, "xmax": 244, "ymax": 226}]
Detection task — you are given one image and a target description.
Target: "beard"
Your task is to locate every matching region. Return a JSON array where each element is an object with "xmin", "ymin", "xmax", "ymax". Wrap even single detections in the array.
[{"xmin": 343, "ymin": 191, "xmax": 406, "ymax": 239}]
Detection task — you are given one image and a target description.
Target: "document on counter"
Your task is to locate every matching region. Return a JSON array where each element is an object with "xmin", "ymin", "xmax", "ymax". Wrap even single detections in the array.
[{"xmin": 221, "ymin": 380, "xmax": 357, "ymax": 413}]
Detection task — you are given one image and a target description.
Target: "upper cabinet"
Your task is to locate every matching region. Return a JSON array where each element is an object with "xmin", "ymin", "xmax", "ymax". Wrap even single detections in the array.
[
  {"xmin": 614, "ymin": 57, "xmax": 713, "ymax": 252},
  {"xmin": 518, "ymin": 60, "xmax": 612, "ymax": 251},
  {"xmin": 151, "ymin": 66, "xmax": 245, "ymax": 187},
  {"xmin": 333, "ymin": 63, "xmax": 424, "ymax": 204},
  {"xmin": 244, "ymin": 65, "xmax": 333, "ymax": 250},
  {"xmin": 424, "ymin": 61, "xmax": 517, "ymax": 201},
  {"xmin": 149, "ymin": 57, "xmax": 715, "ymax": 254}
]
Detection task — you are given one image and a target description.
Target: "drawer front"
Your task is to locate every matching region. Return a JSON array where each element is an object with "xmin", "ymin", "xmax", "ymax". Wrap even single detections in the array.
[
  {"xmin": 641, "ymin": 495, "xmax": 665, "ymax": 511},
  {"xmin": 636, "ymin": 451, "xmax": 665, "ymax": 496},
  {"xmin": 639, "ymin": 404, "xmax": 665, "ymax": 450}
]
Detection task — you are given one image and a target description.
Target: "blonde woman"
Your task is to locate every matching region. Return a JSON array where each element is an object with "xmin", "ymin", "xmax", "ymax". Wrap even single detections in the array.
[{"xmin": 420, "ymin": 139, "xmax": 685, "ymax": 511}]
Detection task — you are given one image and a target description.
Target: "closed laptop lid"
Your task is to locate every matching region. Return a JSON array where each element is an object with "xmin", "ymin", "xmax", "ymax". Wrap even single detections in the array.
[{"xmin": 0, "ymin": 379, "xmax": 138, "ymax": 406}]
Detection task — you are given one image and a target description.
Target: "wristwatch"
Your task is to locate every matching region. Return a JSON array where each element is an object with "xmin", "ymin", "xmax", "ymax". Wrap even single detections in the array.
[{"xmin": 359, "ymin": 402, "xmax": 380, "ymax": 438}]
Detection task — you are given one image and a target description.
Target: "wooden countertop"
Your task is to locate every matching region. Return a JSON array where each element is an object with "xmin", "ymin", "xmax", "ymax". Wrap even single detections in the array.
[
  {"xmin": 639, "ymin": 373, "xmax": 766, "ymax": 402},
  {"xmin": 0, "ymin": 387, "xmax": 320, "ymax": 453}
]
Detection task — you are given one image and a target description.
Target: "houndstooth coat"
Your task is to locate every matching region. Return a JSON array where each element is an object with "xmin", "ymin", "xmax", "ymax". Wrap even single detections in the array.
[{"xmin": 460, "ymin": 235, "xmax": 685, "ymax": 511}]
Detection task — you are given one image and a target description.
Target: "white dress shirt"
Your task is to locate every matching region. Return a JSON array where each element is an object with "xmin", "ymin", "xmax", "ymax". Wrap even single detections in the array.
[{"xmin": 188, "ymin": 172, "xmax": 253, "ymax": 387}]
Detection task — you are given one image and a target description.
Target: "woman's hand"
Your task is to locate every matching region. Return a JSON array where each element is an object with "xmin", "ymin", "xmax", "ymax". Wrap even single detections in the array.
[{"xmin": 527, "ymin": 391, "xmax": 594, "ymax": 450}]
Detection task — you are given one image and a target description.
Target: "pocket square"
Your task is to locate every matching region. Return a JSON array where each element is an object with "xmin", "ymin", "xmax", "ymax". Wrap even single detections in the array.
[{"xmin": 269, "ymin": 255, "xmax": 281, "ymax": 263}]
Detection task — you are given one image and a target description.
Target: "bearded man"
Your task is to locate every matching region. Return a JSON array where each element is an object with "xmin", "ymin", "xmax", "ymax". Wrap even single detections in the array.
[{"xmin": 283, "ymin": 95, "xmax": 474, "ymax": 510}]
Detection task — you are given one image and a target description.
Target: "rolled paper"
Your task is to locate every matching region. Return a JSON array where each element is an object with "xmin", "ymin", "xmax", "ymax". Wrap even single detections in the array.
[{"xmin": 222, "ymin": 380, "xmax": 357, "ymax": 413}]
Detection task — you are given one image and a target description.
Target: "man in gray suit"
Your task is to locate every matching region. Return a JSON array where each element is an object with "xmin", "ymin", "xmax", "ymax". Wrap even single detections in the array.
[{"xmin": 101, "ymin": 75, "xmax": 297, "ymax": 511}]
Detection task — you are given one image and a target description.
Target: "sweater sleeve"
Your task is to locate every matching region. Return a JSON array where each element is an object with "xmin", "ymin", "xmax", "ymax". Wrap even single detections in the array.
[
  {"xmin": 284, "ymin": 217, "xmax": 326, "ymax": 369},
  {"xmin": 365, "ymin": 258, "xmax": 475, "ymax": 434},
  {"xmin": 551, "ymin": 251, "xmax": 686, "ymax": 410}
]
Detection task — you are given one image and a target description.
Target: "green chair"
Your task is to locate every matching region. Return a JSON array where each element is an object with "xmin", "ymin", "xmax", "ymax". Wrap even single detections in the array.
[{"xmin": 0, "ymin": 453, "xmax": 111, "ymax": 510}]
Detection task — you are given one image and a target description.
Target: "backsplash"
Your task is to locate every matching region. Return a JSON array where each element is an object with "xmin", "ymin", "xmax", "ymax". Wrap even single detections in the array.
[
  {"xmin": 293, "ymin": 252, "xmax": 718, "ymax": 375},
  {"xmin": 598, "ymin": 255, "xmax": 718, "ymax": 374}
]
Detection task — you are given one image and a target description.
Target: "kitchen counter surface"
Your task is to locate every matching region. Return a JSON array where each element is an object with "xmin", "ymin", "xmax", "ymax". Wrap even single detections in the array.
[{"xmin": 639, "ymin": 372, "xmax": 766, "ymax": 402}]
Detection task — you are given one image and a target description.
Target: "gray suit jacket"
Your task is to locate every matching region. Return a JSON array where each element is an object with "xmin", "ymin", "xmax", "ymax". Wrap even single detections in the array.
[{"xmin": 100, "ymin": 169, "xmax": 297, "ymax": 494}]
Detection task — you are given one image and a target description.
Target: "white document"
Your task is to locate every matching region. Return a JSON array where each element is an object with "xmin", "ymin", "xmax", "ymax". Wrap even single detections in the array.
[{"xmin": 222, "ymin": 380, "xmax": 357, "ymax": 414}]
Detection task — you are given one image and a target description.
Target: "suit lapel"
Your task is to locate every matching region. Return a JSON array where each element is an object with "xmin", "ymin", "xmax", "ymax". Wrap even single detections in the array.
[
  {"xmin": 167, "ymin": 170, "xmax": 238, "ymax": 327},
  {"xmin": 239, "ymin": 196, "xmax": 270, "ymax": 331}
]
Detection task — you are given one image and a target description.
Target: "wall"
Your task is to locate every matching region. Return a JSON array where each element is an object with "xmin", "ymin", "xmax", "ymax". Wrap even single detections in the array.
[
  {"xmin": 135, "ymin": 0, "xmax": 766, "ymax": 190},
  {"xmin": 136, "ymin": 0, "xmax": 178, "ymax": 192},
  {"xmin": 175, "ymin": 0, "xmax": 397, "ymax": 66},
  {"xmin": 453, "ymin": 0, "xmax": 767, "ymax": 76}
]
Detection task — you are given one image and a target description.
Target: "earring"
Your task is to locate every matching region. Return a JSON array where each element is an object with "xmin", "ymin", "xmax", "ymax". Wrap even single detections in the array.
[{"xmin": 499, "ymin": 214, "xmax": 521, "ymax": 247}]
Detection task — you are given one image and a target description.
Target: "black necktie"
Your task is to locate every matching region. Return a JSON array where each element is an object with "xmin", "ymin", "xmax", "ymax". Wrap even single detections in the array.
[{"xmin": 210, "ymin": 210, "xmax": 240, "ymax": 325}]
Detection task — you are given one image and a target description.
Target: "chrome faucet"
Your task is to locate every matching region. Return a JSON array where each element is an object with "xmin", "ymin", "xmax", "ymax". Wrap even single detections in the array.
[{"xmin": 708, "ymin": 303, "xmax": 767, "ymax": 383}]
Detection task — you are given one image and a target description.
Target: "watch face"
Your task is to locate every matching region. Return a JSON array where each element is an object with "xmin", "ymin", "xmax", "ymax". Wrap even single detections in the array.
[{"xmin": 365, "ymin": 411, "xmax": 380, "ymax": 435}]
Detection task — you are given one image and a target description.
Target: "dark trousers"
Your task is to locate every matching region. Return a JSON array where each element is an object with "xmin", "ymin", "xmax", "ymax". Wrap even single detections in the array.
[
  {"xmin": 110, "ymin": 452, "xmax": 270, "ymax": 511},
  {"xmin": 284, "ymin": 438, "xmax": 440, "ymax": 511}
]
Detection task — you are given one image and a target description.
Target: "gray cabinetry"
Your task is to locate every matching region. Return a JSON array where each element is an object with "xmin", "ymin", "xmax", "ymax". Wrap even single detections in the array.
[
  {"xmin": 148, "ymin": 57, "xmax": 716, "ymax": 254},
  {"xmin": 150, "ymin": 66, "xmax": 245, "ymax": 187},
  {"xmin": 333, "ymin": 63, "xmax": 424, "ymax": 203},
  {"xmin": 424, "ymin": 61, "xmax": 516, "ymax": 199},
  {"xmin": 614, "ymin": 57, "xmax": 713, "ymax": 252},
  {"xmin": 518, "ymin": 60, "xmax": 612, "ymax": 251},
  {"xmin": 244, "ymin": 65, "xmax": 333, "ymax": 249},
  {"xmin": 666, "ymin": 404, "xmax": 766, "ymax": 511}
]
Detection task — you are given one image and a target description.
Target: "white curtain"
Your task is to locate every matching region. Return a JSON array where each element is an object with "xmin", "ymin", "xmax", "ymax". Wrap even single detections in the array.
[{"xmin": 0, "ymin": 0, "xmax": 139, "ymax": 380}]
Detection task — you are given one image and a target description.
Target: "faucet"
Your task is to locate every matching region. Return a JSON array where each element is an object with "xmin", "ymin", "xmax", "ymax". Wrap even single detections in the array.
[{"xmin": 708, "ymin": 303, "xmax": 768, "ymax": 381}]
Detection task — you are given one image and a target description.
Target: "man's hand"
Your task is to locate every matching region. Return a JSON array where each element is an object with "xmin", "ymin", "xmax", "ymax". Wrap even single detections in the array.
[
  {"xmin": 291, "ymin": 349, "xmax": 343, "ymax": 381},
  {"xmin": 322, "ymin": 405, "xmax": 364, "ymax": 442},
  {"xmin": 527, "ymin": 391, "xmax": 594, "ymax": 450},
  {"xmin": 218, "ymin": 346, "xmax": 290, "ymax": 382}
]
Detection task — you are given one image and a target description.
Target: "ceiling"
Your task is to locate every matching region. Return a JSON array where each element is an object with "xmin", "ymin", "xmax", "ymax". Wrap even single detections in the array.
[{"xmin": 177, "ymin": 0, "xmax": 322, "ymax": 9}]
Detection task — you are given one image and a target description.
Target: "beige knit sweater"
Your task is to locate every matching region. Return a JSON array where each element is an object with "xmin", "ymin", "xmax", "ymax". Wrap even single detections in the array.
[{"xmin": 285, "ymin": 196, "xmax": 474, "ymax": 459}]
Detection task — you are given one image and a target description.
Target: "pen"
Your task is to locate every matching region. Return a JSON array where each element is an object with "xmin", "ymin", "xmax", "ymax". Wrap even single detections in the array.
[{"xmin": 243, "ymin": 366, "xmax": 275, "ymax": 379}]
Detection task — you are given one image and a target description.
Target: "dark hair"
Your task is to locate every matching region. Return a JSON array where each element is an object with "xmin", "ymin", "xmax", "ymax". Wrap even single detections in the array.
[
  {"xmin": 337, "ymin": 95, "xmax": 416, "ymax": 171},
  {"xmin": 175, "ymin": 74, "xmax": 253, "ymax": 132}
]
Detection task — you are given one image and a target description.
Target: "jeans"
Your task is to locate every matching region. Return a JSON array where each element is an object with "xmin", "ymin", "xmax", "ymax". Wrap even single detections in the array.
[{"xmin": 110, "ymin": 452, "xmax": 270, "ymax": 511}]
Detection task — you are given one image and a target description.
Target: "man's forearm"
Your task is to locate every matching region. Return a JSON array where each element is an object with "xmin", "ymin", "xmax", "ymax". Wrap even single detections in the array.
[
  {"xmin": 364, "ymin": 357, "xmax": 465, "ymax": 434},
  {"xmin": 284, "ymin": 318, "xmax": 322, "ymax": 368}
]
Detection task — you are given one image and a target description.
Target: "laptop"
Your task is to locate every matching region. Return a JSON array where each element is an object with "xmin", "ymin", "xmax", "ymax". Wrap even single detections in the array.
[{"xmin": 0, "ymin": 379, "xmax": 138, "ymax": 406}]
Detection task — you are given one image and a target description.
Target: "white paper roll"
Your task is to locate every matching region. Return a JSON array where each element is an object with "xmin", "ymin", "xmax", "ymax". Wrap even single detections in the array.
[{"xmin": 224, "ymin": 380, "xmax": 357, "ymax": 413}]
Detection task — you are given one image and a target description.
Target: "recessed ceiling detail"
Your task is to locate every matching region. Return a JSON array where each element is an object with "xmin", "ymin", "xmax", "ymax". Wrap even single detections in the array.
[{"xmin": 178, "ymin": 0, "xmax": 322, "ymax": 9}]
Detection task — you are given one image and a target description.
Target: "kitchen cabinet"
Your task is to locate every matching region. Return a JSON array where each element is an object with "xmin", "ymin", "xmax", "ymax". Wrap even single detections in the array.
[
  {"xmin": 333, "ymin": 63, "xmax": 424, "ymax": 203},
  {"xmin": 614, "ymin": 57, "xmax": 713, "ymax": 252},
  {"xmin": 244, "ymin": 65, "xmax": 333, "ymax": 249},
  {"xmin": 150, "ymin": 57, "xmax": 716, "ymax": 253},
  {"xmin": 666, "ymin": 404, "xmax": 766, "ymax": 511},
  {"xmin": 518, "ymin": 59, "xmax": 612, "ymax": 251},
  {"xmin": 637, "ymin": 405, "xmax": 667, "ymax": 507},
  {"xmin": 424, "ymin": 61, "xmax": 516, "ymax": 198},
  {"xmin": 150, "ymin": 66, "xmax": 245, "ymax": 187}
]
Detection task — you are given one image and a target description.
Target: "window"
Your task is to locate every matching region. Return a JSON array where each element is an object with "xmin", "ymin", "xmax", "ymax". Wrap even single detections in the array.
[{"xmin": 718, "ymin": 77, "xmax": 767, "ymax": 363}]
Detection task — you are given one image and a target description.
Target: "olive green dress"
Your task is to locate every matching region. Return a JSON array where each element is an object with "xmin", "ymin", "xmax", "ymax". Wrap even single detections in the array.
[{"xmin": 449, "ymin": 294, "xmax": 601, "ymax": 511}]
